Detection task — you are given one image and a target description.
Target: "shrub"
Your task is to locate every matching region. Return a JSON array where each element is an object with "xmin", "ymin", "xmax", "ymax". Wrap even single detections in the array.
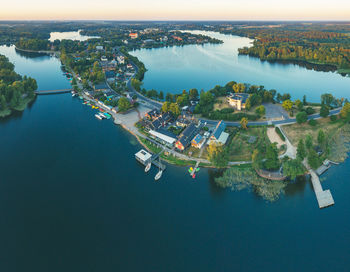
[
  {"xmin": 308, "ymin": 119, "xmax": 317, "ymax": 126},
  {"xmin": 305, "ymin": 107, "xmax": 315, "ymax": 115},
  {"xmin": 296, "ymin": 111, "xmax": 308, "ymax": 124},
  {"xmin": 330, "ymin": 115, "xmax": 337, "ymax": 122},
  {"xmin": 275, "ymin": 127, "xmax": 285, "ymax": 141}
]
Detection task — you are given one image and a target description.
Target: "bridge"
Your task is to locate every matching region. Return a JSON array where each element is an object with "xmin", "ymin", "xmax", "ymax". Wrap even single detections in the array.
[{"xmin": 35, "ymin": 89, "xmax": 71, "ymax": 95}]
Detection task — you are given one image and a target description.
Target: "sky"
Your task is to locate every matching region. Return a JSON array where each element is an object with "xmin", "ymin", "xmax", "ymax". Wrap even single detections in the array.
[{"xmin": 1, "ymin": 0, "xmax": 350, "ymax": 20}]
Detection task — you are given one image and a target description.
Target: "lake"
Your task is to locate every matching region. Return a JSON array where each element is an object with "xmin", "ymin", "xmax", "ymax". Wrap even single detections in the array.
[
  {"xmin": 131, "ymin": 31, "xmax": 350, "ymax": 102},
  {"xmin": 0, "ymin": 41, "xmax": 349, "ymax": 272}
]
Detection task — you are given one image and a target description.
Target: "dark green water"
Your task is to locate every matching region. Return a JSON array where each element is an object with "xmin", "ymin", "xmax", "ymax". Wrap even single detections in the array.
[{"xmin": 0, "ymin": 45, "xmax": 349, "ymax": 272}]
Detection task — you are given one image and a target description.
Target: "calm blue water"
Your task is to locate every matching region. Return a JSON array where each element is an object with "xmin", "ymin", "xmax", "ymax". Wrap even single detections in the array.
[
  {"xmin": 0, "ymin": 42, "xmax": 350, "ymax": 272},
  {"xmin": 131, "ymin": 31, "xmax": 350, "ymax": 102}
]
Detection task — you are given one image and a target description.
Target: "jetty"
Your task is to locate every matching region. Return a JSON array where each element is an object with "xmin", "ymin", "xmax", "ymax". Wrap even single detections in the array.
[
  {"xmin": 135, "ymin": 149, "xmax": 166, "ymax": 172},
  {"xmin": 309, "ymin": 169, "xmax": 334, "ymax": 209},
  {"xmin": 35, "ymin": 89, "xmax": 71, "ymax": 95}
]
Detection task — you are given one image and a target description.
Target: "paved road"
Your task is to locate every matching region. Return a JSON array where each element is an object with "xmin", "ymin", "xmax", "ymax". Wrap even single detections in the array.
[
  {"xmin": 200, "ymin": 108, "xmax": 342, "ymax": 127},
  {"xmin": 118, "ymin": 51, "xmax": 162, "ymax": 110}
]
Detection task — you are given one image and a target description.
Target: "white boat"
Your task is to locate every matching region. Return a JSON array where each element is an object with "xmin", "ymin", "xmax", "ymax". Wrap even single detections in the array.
[
  {"xmin": 155, "ymin": 170, "xmax": 163, "ymax": 181},
  {"xmin": 98, "ymin": 113, "xmax": 106, "ymax": 119},
  {"xmin": 95, "ymin": 114, "xmax": 102, "ymax": 120},
  {"xmin": 145, "ymin": 163, "xmax": 151, "ymax": 172}
]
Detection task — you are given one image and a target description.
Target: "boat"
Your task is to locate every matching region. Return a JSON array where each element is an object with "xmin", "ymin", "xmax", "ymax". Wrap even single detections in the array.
[
  {"xmin": 98, "ymin": 113, "xmax": 106, "ymax": 119},
  {"xmin": 145, "ymin": 163, "xmax": 151, "ymax": 172},
  {"xmin": 155, "ymin": 170, "xmax": 163, "ymax": 181},
  {"xmin": 95, "ymin": 114, "xmax": 102, "ymax": 120}
]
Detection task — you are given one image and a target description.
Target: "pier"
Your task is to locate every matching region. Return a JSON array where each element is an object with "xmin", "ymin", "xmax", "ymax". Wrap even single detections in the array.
[
  {"xmin": 35, "ymin": 89, "xmax": 71, "ymax": 95},
  {"xmin": 135, "ymin": 149, "xmax": 166, "ymax": 172},
  {"xmin": 309, "ymin": 169, "xmax": 334, "ymax": 209}
]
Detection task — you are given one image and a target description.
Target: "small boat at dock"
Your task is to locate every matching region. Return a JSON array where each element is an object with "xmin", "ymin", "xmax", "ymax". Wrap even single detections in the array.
[
  {"xmin": 95, "ymin": 114, "xmax": 102, "ymax": 120},
  {"xmin": 155, "ymin": 170, "xmax": 163, "ymax": 181},
  {"xmin": 145, "ymin": 163, "xmax": 151, "ymax": 172}
]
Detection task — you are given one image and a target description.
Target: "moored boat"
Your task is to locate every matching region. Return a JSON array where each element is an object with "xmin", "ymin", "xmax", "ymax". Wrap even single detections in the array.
[
  {"xmin": 145, "ymin": 163, "xmax": 151, "ymax": 172},
  {"xmin": 155, "ymin": 170, "xmax": 162, "ymax": 181}
]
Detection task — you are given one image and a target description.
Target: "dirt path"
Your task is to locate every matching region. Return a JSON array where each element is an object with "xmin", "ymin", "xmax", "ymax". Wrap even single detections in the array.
[{"xmin": 267, "ymin": 127, "xmax": 284, "ymax": 148}]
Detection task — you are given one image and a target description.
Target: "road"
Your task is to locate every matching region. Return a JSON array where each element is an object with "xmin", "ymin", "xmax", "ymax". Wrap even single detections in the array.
[{"xmin": 200, "ymin": 108, "xmax": 342, "ymax": 127}]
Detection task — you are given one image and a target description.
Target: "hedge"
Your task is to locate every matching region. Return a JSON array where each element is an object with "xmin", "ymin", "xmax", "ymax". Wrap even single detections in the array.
[{"xmin": 275, "ymin": 127, "xmax": 285, "ymax": 141}]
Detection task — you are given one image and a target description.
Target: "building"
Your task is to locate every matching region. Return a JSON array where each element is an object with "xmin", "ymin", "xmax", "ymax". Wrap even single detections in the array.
[
  {"xmin": 135, "ymin": 149, "xmax": 152, "ymax": 165},
  {"xmin": 172, "ymin": 36, "xmax": 183, "ymax": 41},
  {"xmin": 176, "ymin": 117, "xmax": 190, "ymax": 128},
  {"xmin": 101, "ymin": 56, "xmax": 108, "ymax": 62},
  {"xmin": 96, "ymin": 45, "xmax": 104, "ymax": 51},
  {"xmin": 129, "ymin": 33, "xmax": 138, "ymax": 39},
  {"xmin": 209, "ymin": 120, "xmax": 229, "ymax": 145},
  {"xmin": 94, "ymin": 83, "xmax": 108, "ymax": 92},
  {"xmin": 191, "ymin": 134, "xmax": 206, "ymax": 149},
  {"xmin": 145, "ymin": 109, "xmax": 161, "ymax": 120},
  {"xmin": 149, "ymin": 130, "xmax": 177, "ymax": 147},
  {"xmin": 227, "ymin": 93, "xmax": 249, "ymax": 111},
  {"xmin": 175, "ymin": 123, "xmax": 198, "ymax": 151}
]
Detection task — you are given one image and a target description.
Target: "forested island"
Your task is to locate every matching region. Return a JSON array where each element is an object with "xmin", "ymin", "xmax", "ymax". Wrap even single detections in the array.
[{"xmin": 0, "ymin": 54, "xmax": 37, "ymax": 117}]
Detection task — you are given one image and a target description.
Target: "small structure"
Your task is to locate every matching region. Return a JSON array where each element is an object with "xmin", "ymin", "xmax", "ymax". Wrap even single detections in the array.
[
  {"xmin": 176, "ymin": 117, "xmax": 190, "ymax": 128},
  {"xmin": 96, "ymin": 45, "xmax": 104, "ymax": 51},
  {"xmin": 227, "ymin": 93, "xmax": 249, "ymax": 111},
  {"xmin": 135, "ymin": 149, "xmax": 152, "ymax": 165}
]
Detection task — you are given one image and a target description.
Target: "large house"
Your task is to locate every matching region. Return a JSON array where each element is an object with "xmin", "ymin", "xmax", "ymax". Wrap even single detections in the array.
[
  {"xmin": 175, "ymin": 123, "xmax": 198, "ymax": 151},
  {"xmin": 209, "ymin": 120, "xmax": 229, "ymax": 145},
  {"xmin": 129, "ymin": 33, "xmax": 138, "ymax": 39},
  {"xmin": 227, "ymin": 93, "xmax": 249, "ymax": 111},
  {"xmin": 191, "ymin": 134, "xmax": 206, "ymax": 149},
  {"xmin": 94, "ymin": 83, "xmax": 108, "ymax": 92}
]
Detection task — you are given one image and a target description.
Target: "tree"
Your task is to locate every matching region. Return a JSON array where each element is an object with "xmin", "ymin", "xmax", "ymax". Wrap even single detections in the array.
[
  {"xmin": 303, "ymin": 95, "xmax": 307, "ymax": 105},
  {"xmin": 118, "ymin": 97, "xmax": 131, "ymax": 112},
  {"xmin": 317, "ymin": 130, "xmax": 326, "ymax": 147},
  {"xmin": 232, "ymin": 83, "xmax": 245, "ymax": 93},
  {"xmin": 0, "ymin": 95, "xmax": 7, "ymax": 110},
  {"xmin": 131, "ymin": 78, "xmax": 142, "ymax": 92},
  {"xmin": 264, "ymin": 143, "xmax": 280, "ymax": 170},
  {"xmin": 169, "ymin": 103, "xmax": 180, "ymax": 116},
  {"xmin": 297, "ymin": 139, "xmax": 307, "ymax": 160},
  {"xmin": 255, "ymin": 105, "xmax": 266, "ymax": 116},
  {"xmin": 321, "ymin": 93, "xmax": 336, "ymax": 107},
  {"xmin": 189, "ymin": 88, "xmax": 199, "ymax": 100},
  {"xmin": 240, "ymin": 117, "xmax": 248, "ymax": 129},
  {"xmin": 296, "ymin": 111, "xmax": 308, "ymax": 124},
  {"xmin": 161, "ymin": 101, "xmax": 170, "ymax": 113},
  {"xmin": 207, "ymin": 142, "xmax": 228, "ymax": 167},
  {"xmin": 165, "ymin": 93, "xmax": 174, "ymax": 102},
  {"xmin": 282, "ymin": 159, "xmax": 306, "ymax": 180},
  {"xmin": 159, "ymin": 91, "xmax": 164, "ymax": 100},
  {"xmin": 305, "ymin": 134, "xmax": 313, "ymax": 150},
  {"xmin": 251, "ymin": 149, "xmax": 260, "ymax": 169},
  {"xmin": 307, "ymin": 149, "xmax": 321, "ymax": 169},
  {"xmin": 282, "ymin": 99, "xmax": 293, "ymax": 112},
  {"xmin": 295, "ymin": 99, "xmax": 303, "ymax": 111},
  {"xmin": 340, "ymin": 102, "xmax": 350, "ymax": 120},
  {"xmin": 320, "ymin": 104, "xmax": 329, "ymax": 118}
]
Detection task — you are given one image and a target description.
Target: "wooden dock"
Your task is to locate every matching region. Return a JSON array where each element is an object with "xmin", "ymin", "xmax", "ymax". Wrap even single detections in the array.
[
  {"xmin": 309, "ymin": 170, "xmax": 335, "ymax": 209},
  {"xmin": 35, "ymin": 89, "xmax": 71, "ymax": 95}
]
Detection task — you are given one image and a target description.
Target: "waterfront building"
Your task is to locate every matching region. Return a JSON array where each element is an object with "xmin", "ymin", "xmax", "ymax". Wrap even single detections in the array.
[
  {"xmin": 209, "ymin": 120, "xmax": 229, "ymax": 145},
  {"xmin": 227, "ymin": 93, "xmax": 249, "ymax": 111},
  {"xmin": 191, "ymin": 134, "xmax": 206, "ymax": 149},
  {"xmin": 135, "ymin": 149, "xmax": 152, "ymax": 165},
  {"xmin": 175, "ymin": 123, "xmax": 198, "ymax": 151},
  {"xmin": 149, "ymin": 130, "xmax": 177, "ymax": 147}
]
